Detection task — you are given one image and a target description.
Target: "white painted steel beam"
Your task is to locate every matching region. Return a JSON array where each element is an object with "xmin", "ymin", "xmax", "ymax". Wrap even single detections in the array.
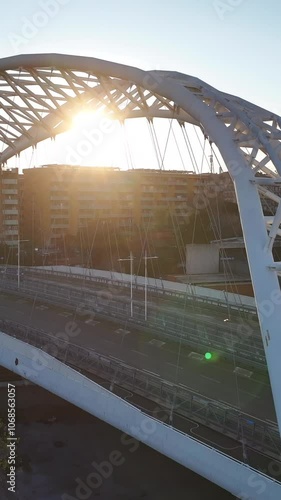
[
  {"xmin": 254, "ymin": 178, "xmax": 281, "ymax": 185},
  {"xmin": 268, "ymin": 263, "xmax": 281, "ymax": 271}
]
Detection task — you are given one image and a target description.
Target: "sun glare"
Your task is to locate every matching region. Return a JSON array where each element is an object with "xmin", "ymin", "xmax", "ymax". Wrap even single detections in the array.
[{"xmin": 71, "ymin": 110, "xmax": 105, "ymax": 130}]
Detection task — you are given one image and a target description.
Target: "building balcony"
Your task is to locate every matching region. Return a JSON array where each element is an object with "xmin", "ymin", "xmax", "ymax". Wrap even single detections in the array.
[
  {"xmin": 50, "ymin": 186, "xmax": 68, "ymax": 192},
  {"xmin": 140, "ymin": 205, "xmax": 156, "ymax": 210},
  {"xmin": 119, "ymin": 221, "xmax": 133, "ymax": 227},
  {"xmin": 77, "ymin": 196, "xmax": 96, "ymax": 201},
  {"xmin": 78, "ymin": 187, "xmax": 96, "ymax": 193},
  {"xmin": 50, "ymin": 204, "xmax": 69, "ymax": 209},
  {"xmin": 2, "ymin": 179, "xmax": 17, "ymax": 185},
  {"xmin": 5, "ymin": 241, "xmax": 18, "ymax": 247},
  {"xmin": 50, "ymin": 196, "xmax": 69, "ymax": 201},
  {"xmin": 4, "ymin": 230, "xmax": 18, "ymax": 236},
  {"xmin": 2, "ymin": 189, "xmax": 18, "ymax": 195},
  {"xmin": 142, "ymin": 188, "xmax": 168, "ymax": 194},
  {"xmin": 3, "ymin": 220, "xmax": 18, "ymax": 225},
  {"xmin": 141, "ymin": 203, "xmax": 168, "ymax": 212},
  {"xmin": 3, "ymin": 199, "xmax": 18, "ymax": 204},
  {"xmin": 50, "ymin": 224, "xmax": 69, "ymax": 229},
  {"xmin": 2, "ymin": 210, "xmax": 18, "ymax": 215},
  {"xmin": 79, "ymin": 214, "xmax": 95, "ymax": 219},
  {"xmin": 103, "ymin": 213, "xmax": 130, "ymax": 218},
  {"xmin": 165, "ymin": 194, "xmax": 188, "ymax": 202},
  {"xmin": 50, "ymin": 213, "xmax": 70, "ymax": 219},
  {"xmin": 78, "ymin": 187, "xmax": 110, "ymax": 194},
  {"xmin": 50, "ymin": 234, "xmax": 62, "ymax": 239}
]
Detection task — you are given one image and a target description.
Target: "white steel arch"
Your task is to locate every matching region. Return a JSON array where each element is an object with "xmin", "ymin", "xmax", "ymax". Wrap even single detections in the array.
[{"xmin": 1, "ymin": 53, "xmax": 281, "ymax": 496}]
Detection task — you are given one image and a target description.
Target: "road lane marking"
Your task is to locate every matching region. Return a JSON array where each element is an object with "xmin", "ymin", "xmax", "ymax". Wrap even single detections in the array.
[
  {"xmin": 35, "ymin": 305, "xmax": 49, "ymax": 310},
  {"xmin": 115, "ymin": 328, "xmax": 130, "ymax": 335},
  {"xmin": 148, "ymin": 339, "xmax": 166, "ymax": 348},
  {"xmin": 188, "ymin": 352, "xmax": 204, "ymax": 361},
  {"xmin": 84, "ymin": 319, "xmax": 100, "ymax": 326},
  {"xmin": 166, "ymin": 362, "xmax": 183, "ymax": 370},
  {"xmin": 251, "ymin": 378, "xmax": 270, "ymax": 387},
  {"xmin": 131, "ymin": 349, "xmax": 148, "ymax": 357},
  {"xmin": 233, "ymin": 367, "xmax": 253, "ymax": 378},
  {"xmin": 240, "ymin": 389, "xmax": 261, "ymax": 399},
  {"xmin": 200, "ymin": 375, "xmax": 221, "ymax": 384},
  {"xmin": 58, "ymin": 312, "xmax": 72, "ymax": 317}
]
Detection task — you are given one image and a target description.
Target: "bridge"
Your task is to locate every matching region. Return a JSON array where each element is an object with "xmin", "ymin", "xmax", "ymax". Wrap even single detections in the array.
[{"xmin": 1, "ymin": 53, "xmax": 281, "ymax": 498}]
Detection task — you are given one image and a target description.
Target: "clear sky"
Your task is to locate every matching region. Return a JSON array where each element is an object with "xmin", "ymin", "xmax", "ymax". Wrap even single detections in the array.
[{"xmin": 1, "ymin": 0, "xmax": 281, "ymax": 170}]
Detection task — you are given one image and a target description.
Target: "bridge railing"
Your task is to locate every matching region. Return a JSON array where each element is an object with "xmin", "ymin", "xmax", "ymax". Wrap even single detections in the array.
[
  {"xmin": 0, "ymin": 318, "xmax": 279, "ymax": 460},
  {"xmin": 0, "ymin": 277, "xmax": 266, "ymax": 370},
  {"xmin": 21, "ymin": 266, "xmax": 257, "ymax": 316}
]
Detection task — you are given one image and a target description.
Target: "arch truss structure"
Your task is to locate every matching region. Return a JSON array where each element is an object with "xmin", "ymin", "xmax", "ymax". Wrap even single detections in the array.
[{"xmin": 1, "ymin": 53, "xmax": 281, "ymax": 494}]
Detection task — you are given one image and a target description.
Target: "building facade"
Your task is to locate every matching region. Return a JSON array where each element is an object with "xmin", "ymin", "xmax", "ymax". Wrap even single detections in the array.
[
  {"xmin": 22, "ymin": 165, "xmax": 209, "ymax": 248},
  {"xmin": 1, "ymin": 164, "xmax": 279, "ymax": 252},
  {"xmin": 0, "ymin": 168, "xmax": 20, "ymax": 247}
]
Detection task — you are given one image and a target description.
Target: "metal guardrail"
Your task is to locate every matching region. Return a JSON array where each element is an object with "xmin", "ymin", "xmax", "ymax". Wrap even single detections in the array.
[
  {"xmin": 0, "ymin": 277, "xmax": 266, "ymax": 370},
  {"xmin": 23, "ymin": 267, "xmax": 257, "ymax": 316},
  {"xmin": 0, "ymin": 318, "xmax": 279, "ymax": 459}
]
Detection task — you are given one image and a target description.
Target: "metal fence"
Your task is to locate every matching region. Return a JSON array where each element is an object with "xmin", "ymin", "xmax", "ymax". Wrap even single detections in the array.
[
  {"xmin": 23, "ymin": 267, "xmax": 257, "ymax": 315},
  {"xmin": 0, "ymin": 318, "xmax": 279, "ymax": 460},
  {"xmin": 0, "ymin": 275, "xmax": 265, "ymax": 370}
]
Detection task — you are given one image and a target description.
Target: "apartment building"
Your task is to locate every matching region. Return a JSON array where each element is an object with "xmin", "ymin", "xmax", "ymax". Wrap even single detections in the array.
[
  {"xmin": 0, "ymin": 168, "xmax": 20, "ymax": 247},
  {"xmin": 22, "ymin": 165, "xmax": 136, "ymax": 248},
  {"xmin": 21, "ymin": 165, "xmax": 213, "ymax": 247},
  {"xmin": 3, "ymin": 163, "xmax": 278, "ymax": 252}
]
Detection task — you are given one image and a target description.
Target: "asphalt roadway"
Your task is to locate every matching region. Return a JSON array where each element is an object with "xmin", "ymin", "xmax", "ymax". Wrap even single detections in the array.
[
  {"xmin": 0, "ymin": 290, "xmax": 276, "ymax": 423},
  {"xmin": 24, "ymin": 271, "xmax": 258, "ymax": 323},
  {"xmin": 2, "ymin": 273, "xmax": 263, "ymax": 358}
]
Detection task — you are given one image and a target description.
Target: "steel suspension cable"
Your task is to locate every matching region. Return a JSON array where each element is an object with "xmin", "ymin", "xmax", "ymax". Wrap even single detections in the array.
[{"xmin": 172, "ymin": 122, "xmax": 188, "ymax": 171}]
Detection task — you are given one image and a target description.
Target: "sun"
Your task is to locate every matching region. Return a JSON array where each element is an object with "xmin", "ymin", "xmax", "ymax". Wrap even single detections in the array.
[{"xmin": 71, "ymin": 109, "xmax": 105, "ymax": 130}]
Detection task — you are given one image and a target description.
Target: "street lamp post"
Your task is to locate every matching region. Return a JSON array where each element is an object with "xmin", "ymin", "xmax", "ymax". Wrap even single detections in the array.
[
  {"xmin": 17, "ymin": 239, "xmax": 29, "ymax": 289},
  {"xmin": 118, "ymin": 251, "xmax": 134, "ymax": 318},
  {"xmin": 143, "ymin": 249, "xmax": 158, "ymax": 321}
]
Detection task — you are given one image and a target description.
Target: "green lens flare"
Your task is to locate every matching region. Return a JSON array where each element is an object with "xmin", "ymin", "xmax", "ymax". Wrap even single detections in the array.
[{"xmin": 205, "ymin": 352, "xmax": 212, "ymax": 360}]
